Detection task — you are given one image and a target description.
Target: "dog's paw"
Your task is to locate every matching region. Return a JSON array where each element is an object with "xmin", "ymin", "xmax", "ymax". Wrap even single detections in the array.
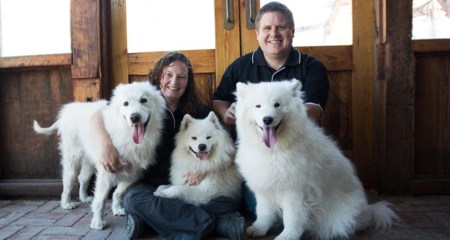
[
  {"xmin": 247, "ymin": 225, "xmax": 266, "ymax": 238},
  {"xmin": 112, "ymin": 207, "xmax": 126, "ymax": 216},
  {"xmin": 153, "ymin": 189, "xmax": 168, "ymax": 198},
  {"xmin": 156, "ymin": 184, "xmax": 171, "ymax": 192},
  {"xmin": 61, "ymin": 201, "xmax": 77, "ymax": 210},
  {"xmin": 80, "ymin": 196, "xmax": 93, "ymax": 203},
  {"xmin": 90, "ymin": 218, "xmax": 106, "ymax": 230}
]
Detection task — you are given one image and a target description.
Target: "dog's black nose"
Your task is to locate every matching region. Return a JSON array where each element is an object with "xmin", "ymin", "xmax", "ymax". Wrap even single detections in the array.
[
  {"xmin": 198, "ymin": 144, "xmax": 207, "ymax": 151},
  {"xmin": 130, "ymin": 113, "xmax": 141, "ymax": 124},
  {"xmin": 263, "ymin": 116, "xmax": 273, "ymax": 125}
]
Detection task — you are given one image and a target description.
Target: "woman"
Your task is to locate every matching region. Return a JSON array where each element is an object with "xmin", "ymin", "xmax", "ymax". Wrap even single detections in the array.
[{"xmin": 91, "ymin": 52, "xmax": 245, "ymax": 239}]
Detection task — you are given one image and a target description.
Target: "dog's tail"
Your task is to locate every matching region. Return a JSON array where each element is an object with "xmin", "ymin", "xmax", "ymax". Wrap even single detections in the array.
[
  {"xmin": 33, "ymin": 120, "xmax": 59, "ymax": 136},
  {"xmin": 357, "ymin": 201, "xmax": 399, "ymax": 231}
]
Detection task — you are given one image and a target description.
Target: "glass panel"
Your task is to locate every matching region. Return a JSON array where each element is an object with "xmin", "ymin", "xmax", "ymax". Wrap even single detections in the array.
[
  {"xmin": 413, "ymin": 0, "xmax": 450, "ymax": 39},
  {"xmin": 261, "ymin": 0, "xmax": 352, "ymax": 46},
  {"xmin": 0, "ymin": 0, "xmax": 71, "ymax": 57},
  {"xmin": 127, "ymin": 0, "xmax": 215, "ymax": 53}
]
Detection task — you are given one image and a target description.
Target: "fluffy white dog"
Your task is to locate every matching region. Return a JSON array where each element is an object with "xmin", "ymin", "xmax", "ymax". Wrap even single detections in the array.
[
  {"xmin": 154, "ymin": 111, "xmax": 242, "ymax": 205},
  {"xmin": 33, "ymin": 81, "xmax": 165, "ymax": 230},
  {"xmin": 234, "ymin": 80, "xmax": 398, "ymax": 240}
]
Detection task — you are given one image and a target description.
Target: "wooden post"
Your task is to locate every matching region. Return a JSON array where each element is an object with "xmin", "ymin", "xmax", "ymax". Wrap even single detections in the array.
[{"xmin": 71, "ymin": 0, "xmax": 101, "ymax": 102}]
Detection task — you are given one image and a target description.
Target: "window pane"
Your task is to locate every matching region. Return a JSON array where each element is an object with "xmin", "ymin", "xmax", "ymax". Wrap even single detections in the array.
[
  {"xmin": 127, "ymin": 0, "xmax": 215, "ymax": 53},
  {"xmin": 261, "ymin": 0, "xmax": 352, "ymax": 46},
  {"xmin": 413, "ymin": 0, "xmax": 450, "ymax": 39},
  {"xmin": 0, "ymin": 0, "xmax": 71, "ymax": 57}
]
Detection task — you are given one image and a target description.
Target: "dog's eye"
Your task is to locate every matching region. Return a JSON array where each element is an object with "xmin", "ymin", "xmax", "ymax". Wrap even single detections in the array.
[
  {"xmin": 191, "ymin": 137, "xmax": 197, "ymax": 140},
  {"xmin": 140, "ymin": 98, "xmax": 147, "ymax": 104},
  {"xmin": 206, "ymin": 136, "xmax": 211, "ymax": 140},
  {"xmin": 274, "ymin": 103, "xmax": 280, "ymax": 108},
  {"xmin": 123, "ymin": 101, "xmax": 129, "ymax": 106},
  {"xmin": 255, "ymin": 104, "xmax": 261, "ymax": 108}
]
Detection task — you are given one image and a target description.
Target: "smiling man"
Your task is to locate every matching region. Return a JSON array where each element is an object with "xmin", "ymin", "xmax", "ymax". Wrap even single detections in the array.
[{"xmin": 212, "ymin": 1, "xmax": 330, "ymax": 219}]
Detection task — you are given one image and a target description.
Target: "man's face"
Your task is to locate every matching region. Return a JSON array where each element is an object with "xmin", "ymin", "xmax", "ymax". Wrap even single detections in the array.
[{"xmin": 256, "ymin": 11, "xmax": 294, "ymax": 58}]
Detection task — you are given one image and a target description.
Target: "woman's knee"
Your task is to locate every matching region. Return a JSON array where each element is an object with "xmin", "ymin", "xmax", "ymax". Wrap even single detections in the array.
[{"xmin": 123, "ymin": 182, "xmax": 155, "ymax": 212}]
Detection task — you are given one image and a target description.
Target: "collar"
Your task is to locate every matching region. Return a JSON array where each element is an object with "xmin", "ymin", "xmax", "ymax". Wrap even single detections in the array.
[{"xmin": 251, "ymin": 47, "xmax": 302, "ymax": 67}]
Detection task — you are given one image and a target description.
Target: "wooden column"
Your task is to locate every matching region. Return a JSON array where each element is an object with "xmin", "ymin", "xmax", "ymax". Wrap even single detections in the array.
[
  {"xmin": 375, "ymin": 0, "xmax": 414, "ymax": 194},
  {"xmin": 352, "ymin": 0, "xmax": 376, "ymax": 188},
  {"xmin": 71, "ymin": 0, "xmax": 101, "ymax": 102}
]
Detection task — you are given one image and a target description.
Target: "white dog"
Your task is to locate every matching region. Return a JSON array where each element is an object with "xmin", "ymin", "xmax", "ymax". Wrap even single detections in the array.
[
  {"xmin": 33, "ymin": 81, "xmax": 165, "ymax": 230},
  {"xmin": 154, "ymin": 111, "xmax": 242, "ymax": 205},
  {"xmin": 234, "ymin": 80, "xmax": 398, "ymax": 240}
]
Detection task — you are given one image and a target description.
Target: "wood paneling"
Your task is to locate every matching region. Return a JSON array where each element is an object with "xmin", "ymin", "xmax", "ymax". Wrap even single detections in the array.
[
  {"xmin": 413, "ymin": 53, "xmax": 450, "ymax": 194},
  {"xmin": 322, "ymin": 71, "xmax": 352, "ymax": 153},
  {"xmin": 128, "ymin": 50, "xmax": 216, "ymax": 76},
  {"xmin": 0, "ymin": 68, "xmax": 72, "ymax": 180}
]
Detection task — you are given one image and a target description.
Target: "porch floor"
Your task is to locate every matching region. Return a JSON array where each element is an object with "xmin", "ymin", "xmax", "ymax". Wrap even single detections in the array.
[{"xmin": 1, "ymin": 193, "xmax": 449, "ymax": 239}]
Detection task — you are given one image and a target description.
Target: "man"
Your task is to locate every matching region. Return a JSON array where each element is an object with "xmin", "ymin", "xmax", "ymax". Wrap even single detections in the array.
[{"xmin": 213, "ymin": 1, "xmax": 329, "ymax": 217}]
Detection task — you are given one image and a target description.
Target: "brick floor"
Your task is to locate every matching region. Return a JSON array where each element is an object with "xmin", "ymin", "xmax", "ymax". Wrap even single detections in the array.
[{"xmin": 0, "ymin": 194, "xmax": 449, "ymax": 239}]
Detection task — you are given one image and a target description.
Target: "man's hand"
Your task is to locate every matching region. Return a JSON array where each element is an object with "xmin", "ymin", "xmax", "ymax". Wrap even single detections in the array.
[{"xmin": 223, "ymin": 102, "xmax": 237, "ymax": 125}]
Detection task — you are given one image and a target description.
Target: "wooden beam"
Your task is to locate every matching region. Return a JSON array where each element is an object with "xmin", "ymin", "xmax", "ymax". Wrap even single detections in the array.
[
  {"xmin": 110, "ymin": 0, "xmax": 129, "ymax": 87},
  {"xmin": 376, "ymin": 0, "xmax": 414, "ymax": 194},
  {"xmin": 0, "ymin": 54, "xmax": 71, "ymax": 69},
  {"xmin": 128, "ymin": 50, "xmax": 216, "ymax": 75},
  {"xmin": 352, "ymin": 0, "xmax": 376, "ymax": 189}
]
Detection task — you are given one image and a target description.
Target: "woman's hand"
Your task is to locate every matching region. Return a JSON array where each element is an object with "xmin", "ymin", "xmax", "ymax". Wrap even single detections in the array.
[
  {"xmin": 90, "ymin": 108, "xmax": 128, "ymax": 173},
  {"xmin": 184, "ymin": 171, "xmax": 206, "ymax": 186}
]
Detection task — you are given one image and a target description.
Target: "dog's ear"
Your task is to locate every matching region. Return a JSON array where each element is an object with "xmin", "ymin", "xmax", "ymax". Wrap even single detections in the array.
[
  {"xmin": 288, "ymin": 79, "xmax": 302, "ymax": 98},
  {"xmin": 207, "ymin": 111, "xmax": 221, "ymax": 129},
  {"xmin": 235, "ymin": 82, "xmax": 247, "ymax": 100},
  {"xmin": 180, "ymin": 114, "xmax": 193, "ymax": 131}
]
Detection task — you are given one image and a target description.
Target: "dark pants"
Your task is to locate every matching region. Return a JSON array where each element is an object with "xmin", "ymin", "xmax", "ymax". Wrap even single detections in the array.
[{"xmin": 123, "ymin": 181, "xmax": 238, "ymax": 240}]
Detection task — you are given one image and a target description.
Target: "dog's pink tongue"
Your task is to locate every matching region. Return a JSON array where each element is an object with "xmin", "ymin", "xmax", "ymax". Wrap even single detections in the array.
[
  {"xmin": 262, "ymin": 127, "xmax": 277, "ymax": 148},
  {"xmin": 132, "ymin": 124, "xmax": 145, "ymax": 144},
  {"xmin": 197, "ymin": 152, "xmax": 208, "ymax": 160}
]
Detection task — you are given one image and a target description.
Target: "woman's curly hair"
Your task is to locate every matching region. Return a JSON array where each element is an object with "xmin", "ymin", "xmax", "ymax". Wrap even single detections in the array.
[{"xmin": 148, "ymin": 51, "xmax": 203, "ymax": 115}]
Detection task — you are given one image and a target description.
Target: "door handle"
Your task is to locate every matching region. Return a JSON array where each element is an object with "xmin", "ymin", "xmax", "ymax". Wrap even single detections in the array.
[
  {"xmin": 223, "ymin": 0, "xmax": 234, "ymax": 30},
  {"xmin": 245, "ymin": 0, "xmax": 256, "ymax": 30}
]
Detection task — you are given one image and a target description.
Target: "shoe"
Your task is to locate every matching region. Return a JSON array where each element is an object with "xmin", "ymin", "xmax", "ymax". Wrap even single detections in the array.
[
  {"xmin": 216, "ymin": 212, "xmax": 247, "ymax": 240},
  {"xmin": 126, "ymin": 213, "xmax": 144, "ymax": 239}
]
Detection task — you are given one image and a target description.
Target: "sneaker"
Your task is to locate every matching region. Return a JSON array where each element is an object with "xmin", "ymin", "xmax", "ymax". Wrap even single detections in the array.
[
  {"xmin": 126, "ymin": 213, "xmax": 144, "ymax": 239},
  {"xmin": 216, "ymin": 212, "xmax": 247, "ymax": 240}
]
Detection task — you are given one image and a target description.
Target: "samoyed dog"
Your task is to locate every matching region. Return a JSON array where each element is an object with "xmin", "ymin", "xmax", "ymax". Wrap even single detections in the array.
[
  {"xmin": 234, "ymin": 80, "xmax": 398, "ymax": 240},
  {"xmin": 154, "ymin": 111, "xmax": 242, "ymax": 205},
  {"xmin": 33, "ymin": 81, "xmax": 165, "ymax": 230}
]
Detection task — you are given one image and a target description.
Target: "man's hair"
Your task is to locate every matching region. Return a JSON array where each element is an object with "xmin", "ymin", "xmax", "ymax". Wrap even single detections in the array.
[
  {"xmin": 255, "ymin": 1, "xmax": 295, "ymax": 30},
  {"xmin": 148, "ymin": 51, "xmax": 203, "ymax": 115}
]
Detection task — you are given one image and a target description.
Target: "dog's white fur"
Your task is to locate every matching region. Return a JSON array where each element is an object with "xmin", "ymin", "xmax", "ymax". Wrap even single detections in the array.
[
  {"xmin": 235, "ymin": 80, "xmax": 398, "ymax": 240},
  {"xmin": 154, "ymin": 111, "xmax": 242, "ymax": 205},
  {"xmin": 33, "ymin": 81, "xmax": 165, "ymax": 230}
]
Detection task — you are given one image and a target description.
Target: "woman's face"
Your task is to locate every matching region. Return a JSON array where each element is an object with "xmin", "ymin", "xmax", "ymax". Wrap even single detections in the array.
[{"xmin": 160, "ymin": 60, "xmax": 189, "ymax": 105}]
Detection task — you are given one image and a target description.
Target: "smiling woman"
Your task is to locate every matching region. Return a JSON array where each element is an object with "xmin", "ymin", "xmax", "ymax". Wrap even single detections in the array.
[{"xmin": 0, "ymin": 0, "xmax": 71, "ymax": 57}]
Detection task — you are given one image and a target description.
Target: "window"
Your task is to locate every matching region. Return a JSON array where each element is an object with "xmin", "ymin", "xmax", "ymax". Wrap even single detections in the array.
[
  {"xmin": 261, "ymin": 0, "xmax": 353, "ymax": 46},
  {"xmin": 126, "ymin": 0, "xmax": 215, "ymax": 53},
  {"xmin": 412, "ymin": 0, "xmax": 450, "ymax": 39},
  {"xmin": 0, "ymin": 0, "xmax": 71, "ymax": 57}
]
